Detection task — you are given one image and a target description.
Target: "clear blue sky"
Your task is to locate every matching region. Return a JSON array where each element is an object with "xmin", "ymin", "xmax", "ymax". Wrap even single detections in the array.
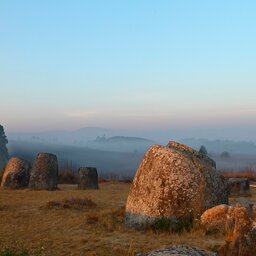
[{"xmin": 1, "ymin": 0, "xmax": 256, "ymax": 132}]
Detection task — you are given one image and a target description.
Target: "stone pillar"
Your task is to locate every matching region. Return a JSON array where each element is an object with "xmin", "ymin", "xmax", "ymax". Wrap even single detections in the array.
[
  {"xmin": 78, "ymin": 167, "xmax": 99, "ymax": 189},
  {"xmin": 1, "ymin": 157, "xmax": 31, "ymax": 189},
  {"xmin": 29, "ymin": 153, "xmax": 58, "ymax": 190}
]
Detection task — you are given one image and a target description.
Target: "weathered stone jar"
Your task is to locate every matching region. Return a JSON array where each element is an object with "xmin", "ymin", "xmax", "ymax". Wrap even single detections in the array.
[
  {"xmin": 125, "ymin": 141, "xmax": 228, "ymax": 230},
  {"xmin": 228, "ymin": 178, "xmax": 250, "ymax": 196},
  {"xmin": 77, "ymin": 167, "xmax": 99, "ymax": 189},
  {"xmin": 1, "ymin": 157, "xmax": 31, "ymax": 189},
  {"xmin": 29, "ymin": 153, "xmax": 58, "ymax": 190}
]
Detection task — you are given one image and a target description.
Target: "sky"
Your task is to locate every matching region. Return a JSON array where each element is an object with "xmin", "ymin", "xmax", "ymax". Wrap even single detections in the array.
[{"xmin": 1, "ymin": 0, "xmax": 256, "ymax": 134}]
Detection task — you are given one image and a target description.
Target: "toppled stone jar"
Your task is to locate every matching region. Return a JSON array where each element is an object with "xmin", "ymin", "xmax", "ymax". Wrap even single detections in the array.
[{"xmin": 125, "ymin": 141, "xmax": 228, "ymax": 230}]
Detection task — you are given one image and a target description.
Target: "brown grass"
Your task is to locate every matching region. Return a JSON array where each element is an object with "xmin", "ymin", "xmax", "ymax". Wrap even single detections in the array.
[
  {"xmin": 43, "ymin": 197, "xmax": 96, "ymax": 210},
  {"xmin": 222, "ymin": 167, "xmax": 256, "ymax": 181},
  {"xmin": 58, "ymin": 170, "xmax": 78, "ymax": 184},
  {"xmin": 1, "ymin": 182, "xmax": 255, "ymax": 255}
]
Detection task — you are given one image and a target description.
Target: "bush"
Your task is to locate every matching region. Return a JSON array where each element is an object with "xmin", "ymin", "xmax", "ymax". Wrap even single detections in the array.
[{"xmin": 220, "ymin": 151, "xmax": 231, "ymax": 158}]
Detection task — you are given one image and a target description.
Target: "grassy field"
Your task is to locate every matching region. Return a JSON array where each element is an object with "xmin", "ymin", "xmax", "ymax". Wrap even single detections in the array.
[{"xmin": 1, "ymin": 182, "xmax": 255, "ymax": 256}]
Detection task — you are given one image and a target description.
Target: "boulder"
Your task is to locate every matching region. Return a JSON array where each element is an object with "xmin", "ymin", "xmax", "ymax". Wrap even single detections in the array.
[
  {"xmin": 1, "ymin": 157, "xmax": 31, "ymax": 189},
  {"xmin": 137, "ymin": 245, "xmax": 216, "ymax": 256},
  {"xmin": 228, "ymin": 178, "xmax": 250, "ymax": 196},
  {"xmin": 201, "ymin": 204, "xmax": 252, "ymax": 248},
  {"xmin": 200, "ymin": 204, "xmax": 230, "ymax": 233},
  {"xmin": 77, "ymin": 167, "xmax": 99, "ymax": 189},
  {"xmin": 29, "ymin": 153, "xmax": 58, "ymax": 190},
  {"xmin": 125, "ymin": 141, "xmax": 228, "ymax": 230}
]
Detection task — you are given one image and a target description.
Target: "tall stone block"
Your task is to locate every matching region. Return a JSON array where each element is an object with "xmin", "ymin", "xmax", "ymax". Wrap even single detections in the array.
[
  {"xmin": 29, "ymin": 153, "xmax": 58, "ymax": 190},
  {"xmin": 1, "ymin": 157, "xmax": 31, "ymax": 189},
  {"xmin": 78, "ymin": 167, "xmax": 99, "ymax": 189}
]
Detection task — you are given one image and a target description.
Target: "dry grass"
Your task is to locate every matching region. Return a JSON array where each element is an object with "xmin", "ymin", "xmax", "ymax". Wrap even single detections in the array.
[
  {"xmin": 58, "ymin": 170, "xmax": 78, "ymax": 184},
  {"xmin": 222, "ymin": 167, "xmax": 256, "ymax": 181},
  {"xmin": 43, "ymin": 197, "xmax": 96, "ymax": 210},
  {"xmin": 1, "ymin": 181, "xmax": 250, "ymax": 256},
  {"xmin": 57, "ymin": 169, "xmax": 130, "ymax": 185}
]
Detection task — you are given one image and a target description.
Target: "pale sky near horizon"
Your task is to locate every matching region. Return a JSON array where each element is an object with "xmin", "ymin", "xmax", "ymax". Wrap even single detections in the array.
[{"xmin": 1, "ymin": 1, "xmax": 256, "ymax": 133}]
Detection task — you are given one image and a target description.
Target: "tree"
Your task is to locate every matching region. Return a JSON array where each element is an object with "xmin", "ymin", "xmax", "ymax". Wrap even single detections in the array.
[
  {"xmin": 199, "ymin": 145, "xmax": 208, "ymax": 155},
  {"xmin": 0, "ymin": 125, "xmax": 9, "ymax": 172},
  {"xmin": 220, "ymin": 151, "xmax": 231, "ymax": 158}
]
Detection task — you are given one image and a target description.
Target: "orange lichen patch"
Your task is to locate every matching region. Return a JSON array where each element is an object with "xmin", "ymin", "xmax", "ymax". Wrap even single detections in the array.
[{"xmin": 229, "ymin": 206, "xmax": 251, "ymax": 244}]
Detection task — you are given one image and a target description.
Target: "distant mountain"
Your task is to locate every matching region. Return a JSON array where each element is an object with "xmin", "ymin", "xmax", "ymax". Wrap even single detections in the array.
[
  {"xmin": 7, "ymin": 126, "xmax": 256, "ymax": 155},
  {"xmin": 87, "ymin": 136, "xmax": 154, "ymax": 152},
  {"xmin": 8, "ymin": 128, "xmax": 155, "ymax": 152},
  {"xmin": 8, "ymin": 127, "xmax": 114, "ymax": 147},
  {"xmin": 101, "ymin": 136, "xmax": 153, "ymax": 142},
  {"xmin": 6, "ymin": 135, "xmax": 256, "ymax": 178}
]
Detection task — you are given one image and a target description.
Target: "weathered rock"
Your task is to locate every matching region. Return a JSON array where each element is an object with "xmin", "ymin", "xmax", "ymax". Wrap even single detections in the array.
[
  {"xmin": 78, "ymin": 167, "xmax": 99, "ymax": 189},
  {"xmin": 235, "ymin": 198, "xmax": 254, "ymax": 218},
  {"xmin": 29, "ymin": 153, "xmax": 58, "ymax": 190},
  {"xmin": 1, "ymin": 157, "xmax": 31, "ymax": 189},
  {"xmin": 136, "ymin": 245, "xmax": 216, "ymax": 256},
  {"xmin": 201, "ymin": 204, "xmax": 252, "ymax": 246},
  {"xmin": 125, "ymin": 141, "xmax": 228, "ymax": 230},
  {"xmin": 246, "ymin": 222, "xmax": 256, "ymax": 250},
  {"xmin": 228, "ymin": 178, "xmax": 250, "ymax": 196},
  {"xmin": 200, "ymin": 204, "xmax": 229, "ymax": 233}
]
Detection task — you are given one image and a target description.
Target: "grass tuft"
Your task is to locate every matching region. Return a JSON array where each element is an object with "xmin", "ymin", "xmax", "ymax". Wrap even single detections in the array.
[
  {"xmin": 43, "ymin": 197, "xmax": 96, "ymax": 210},
  {"xmin": 0, "ymin": 246, "xmax": 28, "ymax": 256}
]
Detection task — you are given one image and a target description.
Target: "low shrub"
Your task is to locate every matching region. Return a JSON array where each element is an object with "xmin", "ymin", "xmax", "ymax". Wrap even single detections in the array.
[{"xmin": 43, "ymin": 197, "xmax": 96, "ymax": 210}]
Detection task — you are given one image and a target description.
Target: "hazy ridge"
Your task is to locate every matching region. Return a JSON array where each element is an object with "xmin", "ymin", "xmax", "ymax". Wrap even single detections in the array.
[{"xmin": 6, "ymin": 127, "xmax": 256, "ymax": 177}]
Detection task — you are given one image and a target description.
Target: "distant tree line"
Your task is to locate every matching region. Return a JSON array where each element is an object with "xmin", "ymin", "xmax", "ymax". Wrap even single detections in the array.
[{"xmin": 0, "ymin": 125, "xmax": 9, "ymax": 172}]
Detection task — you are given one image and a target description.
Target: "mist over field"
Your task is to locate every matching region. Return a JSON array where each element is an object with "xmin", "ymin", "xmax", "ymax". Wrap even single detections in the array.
[{"xmin": 6, "ymin": 127, "xmax": 256, "ymax": 178}]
